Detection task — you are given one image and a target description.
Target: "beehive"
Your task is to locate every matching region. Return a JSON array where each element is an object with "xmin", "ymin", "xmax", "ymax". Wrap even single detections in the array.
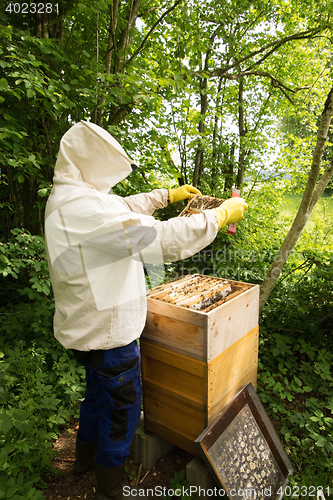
[{"xmin": 141, "ymin": 274, "xmax": 260, "ymax": 456}]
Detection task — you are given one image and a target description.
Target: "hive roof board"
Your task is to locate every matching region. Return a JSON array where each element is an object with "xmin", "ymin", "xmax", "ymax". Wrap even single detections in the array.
[{"xmin": 195, "ymin": 383, "xmax": 294, "ymax": 500}]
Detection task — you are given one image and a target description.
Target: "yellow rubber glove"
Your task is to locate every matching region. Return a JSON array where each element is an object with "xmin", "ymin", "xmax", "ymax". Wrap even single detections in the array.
[
  {"xmin": 168, "ymin": 184, "xmax": 202, "ymax": 203},
  {"xmin": 213, "ymin": 197, "xmax": 248, "ymax": 230}
]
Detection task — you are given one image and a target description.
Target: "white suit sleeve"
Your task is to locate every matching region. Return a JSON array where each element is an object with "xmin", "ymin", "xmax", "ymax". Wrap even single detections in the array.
[
  {"xmin": 123, "ymin": 188, "xmax": 169, "ymax": 215},
  {"xmin": 153, "ymin": 210, "xmax": 219, "ymax": 262}
]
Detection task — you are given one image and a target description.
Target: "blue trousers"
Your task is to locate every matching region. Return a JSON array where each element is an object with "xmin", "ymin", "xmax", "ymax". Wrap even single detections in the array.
[{"xmin": 74, "ymin": 341, "xmax": 142, "ymax": 468}]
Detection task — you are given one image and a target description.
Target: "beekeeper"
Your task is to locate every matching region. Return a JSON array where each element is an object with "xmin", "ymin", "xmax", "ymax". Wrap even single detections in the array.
[{"xmin": 44, "ymin": 121, "xmax": 248, "ymax": 500}]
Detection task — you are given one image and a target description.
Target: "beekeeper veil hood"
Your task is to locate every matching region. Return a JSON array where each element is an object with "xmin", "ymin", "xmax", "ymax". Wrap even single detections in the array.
[{"xmin": 53, "ymin": 121, "xmax": 137, "ymax": 193}]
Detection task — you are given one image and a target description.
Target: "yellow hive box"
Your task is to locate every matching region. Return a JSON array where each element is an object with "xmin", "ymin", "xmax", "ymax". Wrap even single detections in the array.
[{"xmin": 140, "ymin": 274, "xmax": 260, "ymax": 456}]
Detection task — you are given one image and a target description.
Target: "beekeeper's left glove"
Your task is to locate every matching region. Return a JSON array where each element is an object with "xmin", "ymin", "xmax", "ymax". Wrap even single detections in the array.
[
  {"xmin": 169, "ymin": 185, "xmax": 202, "ymax": 203},
  {"xmin": 213, "ymin": 197, "xmax": 248, "ymax": 230}
]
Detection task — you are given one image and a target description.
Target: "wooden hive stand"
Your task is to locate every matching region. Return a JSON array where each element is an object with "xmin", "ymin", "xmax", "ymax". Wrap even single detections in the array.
[{"xmin": 140, "ymin": 274, "xmax": 260, "ymax": 457}]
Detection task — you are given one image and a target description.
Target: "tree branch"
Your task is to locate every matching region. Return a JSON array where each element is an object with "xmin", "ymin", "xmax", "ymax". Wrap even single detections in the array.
[
  {"xmin": 193, "ymin": 25, "xmax": 325, "ymax": 79},
  {"xmin": 244, "ymin": 30, "xmax": 323, "ymax": 72},
  {"xmin": 208, "ymin": 69, "xmax": 308, "ymax": 92},
  {"xmin": 126, "ymin": 0, "xmax": 182, "ymax": 67},
  {"xmin": 190, "ymin": 68, "xmax": 308, "ymax": 103}
]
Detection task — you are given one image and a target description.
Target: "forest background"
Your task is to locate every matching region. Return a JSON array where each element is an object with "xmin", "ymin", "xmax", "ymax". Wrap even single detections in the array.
[{"xmin": 0, "ymin": 0, "xmax": 333, "ymax": 498}]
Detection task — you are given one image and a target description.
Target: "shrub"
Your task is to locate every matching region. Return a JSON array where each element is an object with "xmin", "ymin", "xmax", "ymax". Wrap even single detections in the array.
[{"xmin": 0, "ymin": 229, "xmax": 85, "ymax": 498}]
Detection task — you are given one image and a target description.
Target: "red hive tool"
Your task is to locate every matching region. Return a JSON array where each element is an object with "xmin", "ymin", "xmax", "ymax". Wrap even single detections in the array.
[{"xmin": 227, "ymin": 187, "xmax": 240, "ymax": 235}]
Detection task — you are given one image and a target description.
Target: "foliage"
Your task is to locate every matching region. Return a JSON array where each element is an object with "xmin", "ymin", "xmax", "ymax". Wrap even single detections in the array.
[
  {"xmin": 258, "ymin": 320, "xmax": 333, "ymax": 489},
  {"xmin": 167, "ymin": 180, "xmax": 288, "ymax": 283},
  {"xmin": 166, "ymin": 187, "xmax": 333, "ymax": 488},
  {"xmin": 248, "ymin": 206, "xmax": 333, "ymax": 486},
  {"xmin": 162, "ymin": 469, "xmax": 198, "ymax": 500},
  {"xmin": 1, "ymin": 0, "xmax": 333, "ymax": 494},
  {"xmin": 0, "ymin": 230, "xmax": 85, "ymax": 498},
  {"xmin": 259, "ymin": 219, "xmax": 333, "ymax": 460},
  {"xmin": 1, "ymin": 0, "xmax": 333, "ymax": 235},
  {"xmin": 0, "ymin": 228, "xmax": 50, "ymax": 298}
]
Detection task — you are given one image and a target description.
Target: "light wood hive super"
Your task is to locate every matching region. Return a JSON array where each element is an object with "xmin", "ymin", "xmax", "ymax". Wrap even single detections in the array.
[{"xmin": 141, "ymin": 274, "xmax": 260, "ymax": 456}]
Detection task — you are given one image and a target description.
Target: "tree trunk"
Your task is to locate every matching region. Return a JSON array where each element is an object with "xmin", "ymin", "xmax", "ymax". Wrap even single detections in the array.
[
  {"xmin": 236, "ymin": 78, "xmax": 246, "ymax": 188},
  {"xmin": 259, "ymin": 87, "xmax": 333, "ymax": 310},
  {"xmin": 192, "ymin": 77, "xmax": 208, "ymax": 187},
  {"xmin": 94, "ymin": 0, "xmax": 181, "ymax": 127},
  {"xmin": 193, "ymin": 46, "xmax": 211, "ymax": 188},
  {"xmin": 224, "ymin": 143, "xmax": 235, "ymax": 192},
  {"xmin": 115, "ymin": 0, "xmax": 141, "ymax": 72},
  {"xmin": 95, "ymin": 2, "xmax": 119, "ymax": 126},
  {"xmin": 211, "ymin": 78, "xmax": 223, "ymax": 190}
]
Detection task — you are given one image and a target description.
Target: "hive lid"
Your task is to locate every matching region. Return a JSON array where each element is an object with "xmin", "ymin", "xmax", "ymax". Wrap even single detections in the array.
[
  {"xmin": 195, "ymin": 383, "xmax": 294, "ymax": 500},
  {"xmin": 178, "ymin": 194, "xmax": 225, "ymax": 217}
]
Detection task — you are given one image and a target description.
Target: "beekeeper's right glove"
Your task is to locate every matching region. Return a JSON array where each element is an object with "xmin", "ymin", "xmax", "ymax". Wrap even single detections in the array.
[{"xmin": 213, "ymin": 197, "xmax": 248, "ymax": 230}]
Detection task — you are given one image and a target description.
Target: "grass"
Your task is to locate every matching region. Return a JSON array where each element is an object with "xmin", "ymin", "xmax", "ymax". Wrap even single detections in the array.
[
  {"xmin": 279, "ymin": 193, "xmax": 333, "ymax": 248},
  {"xmin": 280, "ymin": 193, "xmax": 333, "ymax": 218}
]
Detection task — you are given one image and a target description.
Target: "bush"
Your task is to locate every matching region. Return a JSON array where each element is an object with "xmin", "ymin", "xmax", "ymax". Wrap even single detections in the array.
[
  {"xmin": 0, "ymin": 229, "xmax": 85, "ymax": 498},
  {"xmin": 258, "ymin": 250, "xmax": 333, "ymax": 489}
]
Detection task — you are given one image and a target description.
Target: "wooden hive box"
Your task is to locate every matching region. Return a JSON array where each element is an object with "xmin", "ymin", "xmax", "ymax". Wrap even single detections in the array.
[{"xmin": 140, "ymin": 274, "xmax": 260, "ymax": 456}]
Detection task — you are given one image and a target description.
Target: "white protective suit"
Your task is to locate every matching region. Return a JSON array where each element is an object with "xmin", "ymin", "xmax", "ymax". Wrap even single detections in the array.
[{"xmin": 45, "ymin": 121, "xmax": 219, "ymax": 351}]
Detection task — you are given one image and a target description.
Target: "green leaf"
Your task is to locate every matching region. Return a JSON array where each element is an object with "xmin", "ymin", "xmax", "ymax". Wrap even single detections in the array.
[
  {"xmin": 38, "ymin": 188, "xmax": 48, "ymax": 197},
  {"xmin": 326, "ymin": 399, "xmax": 333, "ymax": 412},
  {"xmin": 0, "ymin": 78, "xmax": 8, "ymax": 91},
  {"xmin": 315, "ymin": 436, "xmax": 327, "ymax": 447},
  {"xmin": 3, "ymin": 486, "xmax": 19, "ymax": 497},
  {"xmin": 0, "ymin": 414, "xmax": 13, "ymax": 435}
]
